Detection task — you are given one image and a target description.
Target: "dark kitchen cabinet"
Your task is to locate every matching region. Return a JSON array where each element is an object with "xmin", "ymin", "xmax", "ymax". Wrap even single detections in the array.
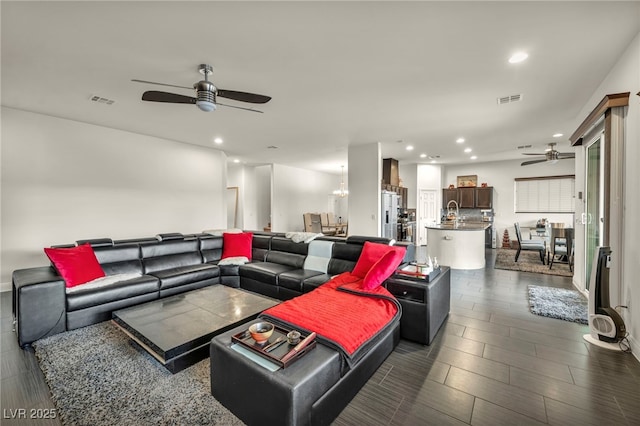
[
  {"xmin": 443, "ymin": 189, "xmax": 457, "ymax": 207},
  {"xmin": 475, "ymin": 187, "xmax": 493, "ymax": 209},
  {"xmin": 458, "ymin": 187, "xmax": 475, "ymax": 208},
  {"xmin": 382, "ymin": 158, "xmax": 399, "ymax": 186}
]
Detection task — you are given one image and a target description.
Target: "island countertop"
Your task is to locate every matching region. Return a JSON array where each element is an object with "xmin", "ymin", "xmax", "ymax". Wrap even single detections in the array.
[{"xmin": 426, "ymin": 222, "xmax": 490, "ymax": 231}]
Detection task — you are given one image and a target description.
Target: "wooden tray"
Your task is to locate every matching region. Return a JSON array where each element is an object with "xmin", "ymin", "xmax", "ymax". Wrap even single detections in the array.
[
  {"xmin": 231, "ymin": 323, "xmax": 316, "ymax": 368},
  {"xmin": 394, "ymin": 265, "xmax": 441, "ymax": 282}
]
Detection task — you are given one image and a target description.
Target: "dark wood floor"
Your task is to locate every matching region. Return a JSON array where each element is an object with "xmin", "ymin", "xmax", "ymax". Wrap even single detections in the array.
[{"xmin": 2, "ymin": 249, "xmax": 639, "ymax": 425}]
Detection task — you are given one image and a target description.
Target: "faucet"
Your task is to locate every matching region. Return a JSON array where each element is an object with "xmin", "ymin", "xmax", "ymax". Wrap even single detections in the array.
[{"xmin": 446, "ymin": 200, "xmax": 459, "ymax": 226}]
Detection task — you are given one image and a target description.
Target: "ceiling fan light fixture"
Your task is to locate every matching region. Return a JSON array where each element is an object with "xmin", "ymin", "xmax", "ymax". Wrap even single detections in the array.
[{"xmin": 195, "ymin": 80, "xmax": 217, "ymax": 112}]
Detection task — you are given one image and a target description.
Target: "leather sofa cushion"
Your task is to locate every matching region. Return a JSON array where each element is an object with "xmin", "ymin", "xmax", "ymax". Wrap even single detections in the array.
[
  {"xmin": 140, "ymin": 239, "xmax": 200, "ymax": 258},
  {"xmin": 94, "ymin": 244, "xmax": 143, "ymax": 275},
  {"xmin": 150, "ymin": 264, "xmax": 219, "ymax": 290},
  {"xmin": 302, "ymin": 273, "xmax": 332, "ymax": 292},
  {"xmin": 327, "ymin": 243, "xmax": 362, "ymax": 275},
  {"xmin": 265, "ymin": 251, "xmax": 305, "ymax": 269},
  {"xmin": 251, "ymin": 235, "xmax": 272, "ymax": 261},
  {"xmin": 278, "ymin": 269, "xmax": 324, "ymax": 291},
  {"xmin": 66, "ymin": 275, "xmax": 159, "ymax": 311},
  {"xmin": 239, "ymin": 262, "xmax": 297, "ymax": 286},
  {"xmin": 270, "ymin": 237, "xmax": 309, "ymax": 256},
  {"xmin": 200, "ymin": 236, "xmax": 223, "ymax": 263}
]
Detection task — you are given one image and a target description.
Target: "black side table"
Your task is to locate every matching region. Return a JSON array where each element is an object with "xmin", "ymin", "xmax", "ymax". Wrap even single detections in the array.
[{"xmin": 384, "ymin": 266, "xmax": 451, "ymax": 345}]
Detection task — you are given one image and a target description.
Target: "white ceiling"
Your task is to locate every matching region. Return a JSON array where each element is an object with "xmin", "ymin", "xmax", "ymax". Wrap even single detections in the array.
[{"xmin": 2, "ymin": 1, "xmax": 639, "ymax": 174}]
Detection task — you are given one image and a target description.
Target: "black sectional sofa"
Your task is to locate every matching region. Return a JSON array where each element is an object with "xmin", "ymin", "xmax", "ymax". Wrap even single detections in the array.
[{"xmin": 12, "ymin": 232, "xmax": 410, "ymax": 348}]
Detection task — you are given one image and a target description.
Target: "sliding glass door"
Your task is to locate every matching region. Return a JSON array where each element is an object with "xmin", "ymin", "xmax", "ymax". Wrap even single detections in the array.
[{"xmin": 584, "ymin": 134, "xmax": 604, "ymax": 290}]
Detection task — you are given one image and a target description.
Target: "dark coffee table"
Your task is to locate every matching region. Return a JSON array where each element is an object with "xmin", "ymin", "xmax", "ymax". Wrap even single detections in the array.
[{"xmin": 112, "ymin": 285, "xmax": 279, "ymax": 373}]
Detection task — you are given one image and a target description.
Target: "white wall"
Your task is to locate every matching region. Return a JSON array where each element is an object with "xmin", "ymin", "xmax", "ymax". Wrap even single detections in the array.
[
  {"xmin": 1, "ymin": 107, "xmax": 227, "ymax": 290},
  {"xmin": 399, "ymin": 163, "xmax": 418, "ymax": 209},
  {"xmin": 253, "ymin": 165, "xmax": 272, "ymax": 231},
  {"xmin": 348, "ymin": 143, "xmax": 381, "ymax": 237},
  {"xmin": 573, "ymin": 31, "xmax": 639, "ymax": 356},
  {"xmin": 271, "ymin": 164, "xmax": 337, "ymax": 232},
  {"xmin": 443, "ymin": 159, "xmax": 576, "ymax": 246}
]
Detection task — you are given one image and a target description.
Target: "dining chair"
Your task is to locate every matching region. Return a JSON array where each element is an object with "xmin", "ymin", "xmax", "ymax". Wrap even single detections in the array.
[
  {"xmin": 549, "ymin": 227, "xmax": 574, "ymax": 271},
  {"xmin": 514, "ymin": 222, "xmax": 546, "ymax": 264}
]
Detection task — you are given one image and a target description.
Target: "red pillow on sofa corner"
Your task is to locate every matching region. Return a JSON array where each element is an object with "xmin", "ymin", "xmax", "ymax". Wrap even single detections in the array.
[
  {"xmin": 352, "ymin": 241, "xmax": 395, "ymax": 278},
  {"xmin": 222, "ymin": 232, "xmax": 253, "ymax": 259},
  {"xmin": 362, "ymin": 246, "xmax": 406, "ymax": 290},
  {"xmin": 44, "ymin": 243, "xmax": 105, "ymax": 288}
]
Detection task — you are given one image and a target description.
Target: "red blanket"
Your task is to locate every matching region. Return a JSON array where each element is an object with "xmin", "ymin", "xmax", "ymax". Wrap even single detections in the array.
[{"xmin": 261, "ymin": 272, "xmax": 400, "ymax": 357}]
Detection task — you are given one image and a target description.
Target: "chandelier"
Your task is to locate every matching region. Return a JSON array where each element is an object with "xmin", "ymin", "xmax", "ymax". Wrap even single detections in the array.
[{"xmin": 333, "ymin": 165, "xmax": 349, "ymax": 198}]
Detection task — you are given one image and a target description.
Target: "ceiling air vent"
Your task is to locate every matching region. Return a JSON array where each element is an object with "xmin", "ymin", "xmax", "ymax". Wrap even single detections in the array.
[
  {"xmin": 497, "ymin": 94, "xmax": 522, "ymax": 105},
  {"xmin": 89, "ymin": 94, "xmax": 115, "ymax": 105},
  {"xmin": 517, "ymin": 144, "xmax": 533, "ymax": 149}
]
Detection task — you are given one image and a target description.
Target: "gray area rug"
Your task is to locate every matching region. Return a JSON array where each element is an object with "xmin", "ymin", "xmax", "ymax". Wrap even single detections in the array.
[
  {"xmin": 494, "ymin": 249, "xmax": 573, "ymax": 277},
  {"xmin": 33, "ymin": 322, "xmax": 244, "ymax": 426},
  {"xmin": 528, "ymin": 285, "xmax": 588, "ymax": 324}
]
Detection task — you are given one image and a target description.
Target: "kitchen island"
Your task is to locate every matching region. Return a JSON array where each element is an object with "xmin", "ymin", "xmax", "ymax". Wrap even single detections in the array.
[{"xmin": 426, "ymin": 222, "xmax": 490, "ymax": 269}]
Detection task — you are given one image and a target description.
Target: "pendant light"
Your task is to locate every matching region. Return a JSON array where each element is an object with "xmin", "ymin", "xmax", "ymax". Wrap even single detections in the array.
[{"xmin": 333, "ymin": 166, "xmax": 349, "ymax": 198}]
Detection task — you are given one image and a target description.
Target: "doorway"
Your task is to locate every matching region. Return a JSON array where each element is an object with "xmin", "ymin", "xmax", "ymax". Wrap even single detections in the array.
[
  {"xmin": 418, "ymin": 189, "xmax": 438, "ymax": 245},
  {"xmin": 584, "ymin": 134, "xmax": 604, "ymax": 290}
]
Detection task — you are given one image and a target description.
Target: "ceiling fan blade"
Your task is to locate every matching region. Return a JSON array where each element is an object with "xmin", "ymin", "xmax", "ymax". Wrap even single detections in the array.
[
  {"xmin": 558, "ymin": 153, "xmax": 575, "ymax": 159},
  {"xmin": 217, "ymin": 89, "xmax": 271, "ymax": 104},
  {"xmin": 132, "ymin": 79, "xmax": 193, "ymax": 90},
  {"xmin": 142, "ymin": 91, "xmax": 196, "ymax": 104},
  {"xmin": 217, "ymin": 102, "xmax": 263, "ymax": 113},
  {"xmin": 522, "ymin": 153, "xmax": 547, "ymax": 156},
  {"xmin": 521, "ymin": 159, "xmax": 548, "ymax": 166}
]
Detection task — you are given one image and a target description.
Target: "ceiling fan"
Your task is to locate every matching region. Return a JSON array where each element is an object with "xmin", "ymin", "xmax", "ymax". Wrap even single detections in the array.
[
  {"xmin": 132, "ymin": 64, "xmax": 271, "ymax": 113},
  {"xmin": 521, "ymin": 143, "xmax": 575, "ymax": 166}
]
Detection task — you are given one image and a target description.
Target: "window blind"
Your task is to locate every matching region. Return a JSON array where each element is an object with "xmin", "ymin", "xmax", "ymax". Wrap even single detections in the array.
[{"xmin": 514, "ymin": 175, "xmax": 575, "ymax": 213}]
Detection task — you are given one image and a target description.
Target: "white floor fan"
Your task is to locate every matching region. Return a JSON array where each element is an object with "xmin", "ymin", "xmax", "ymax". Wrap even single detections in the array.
[{"xmin": 583, "ymin": 246, "xmax": 627, "ymax": 350}]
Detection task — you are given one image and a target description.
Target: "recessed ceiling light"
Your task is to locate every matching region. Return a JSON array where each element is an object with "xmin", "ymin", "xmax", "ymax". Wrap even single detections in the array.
[
  {"xmin": 420, "ymin": 153, "xmax": 427, "ymax": 158},
  {"xmin": 464, "ymin": 148, "xmax": 472, "ymax": 153},
  {"xmin": 552, "ymin": 133, "xmax": 563, "ymax": 138},
  {"xmin": 233, "ymin": 159, "xmax": 240, "ymax": 163},
  {"xmin": 213, "ymin": 137, "xmax": 223, "ymax": 144},
  {"xmin": 406, "ymin": 145, "xmax": 414, "ymax": 151},
  {"xmin": 456, "ymin": 138, "xmax": 465, "ymax": 144},
  {"xmin": 470, "ymin": 155, "xmax": 477, "ymax": 160},
  {"xmin": 508, "ymin": 52, "xmax": 528, "ymax": 63}
]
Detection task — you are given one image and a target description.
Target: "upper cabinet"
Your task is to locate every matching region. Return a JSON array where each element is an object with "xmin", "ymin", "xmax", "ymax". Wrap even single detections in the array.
[
  {"xmin": 382, "ymin": 158, "xmax": 408, "ymax": 210},
  {"xmin": 442, "ymin": 186, "xmax": 493, "ymax": 209},
  {"xmin": 475, "ymin": 187, "xmax": 493, "ymax": 209},
  {"xmin": 458, "ymin": 187, "xmax": 476, "ymax": 208},
  {"xmin": 443, "ymin": 188, "xmax": 458, "ymax": 206},
  {"xmin": 382, "ymin": 158, "xmax": 400, "ymax": 186}
]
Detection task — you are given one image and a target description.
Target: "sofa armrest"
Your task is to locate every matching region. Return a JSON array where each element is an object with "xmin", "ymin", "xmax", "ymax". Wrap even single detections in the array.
[{"xmin": 12, "ymin": 267, "xmax": 66, "ymax": 347}]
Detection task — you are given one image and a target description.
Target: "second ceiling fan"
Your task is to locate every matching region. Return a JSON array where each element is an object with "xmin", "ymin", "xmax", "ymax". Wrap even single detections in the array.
[
  {"xmin": 132, "ymin": 64, "xmax": 271, "ymax": 113},
  {"xmin": 521, "ymin": 143, "xmax": 575, "ymax": 166}
]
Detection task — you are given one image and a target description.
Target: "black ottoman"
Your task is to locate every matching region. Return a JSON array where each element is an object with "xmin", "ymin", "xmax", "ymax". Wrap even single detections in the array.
[
  {"xmin": 210, "ymin": 324, "xmax": 341, "ymax": 425},
  {"xmin": 210, "ymin": 321, "xmax": 400, "ymax": 426}
]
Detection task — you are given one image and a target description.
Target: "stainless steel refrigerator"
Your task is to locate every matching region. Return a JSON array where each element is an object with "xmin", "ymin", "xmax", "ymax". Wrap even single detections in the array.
[{"xmin": 381, "ymin": 191, "xmax": 399, "ymax": 240}]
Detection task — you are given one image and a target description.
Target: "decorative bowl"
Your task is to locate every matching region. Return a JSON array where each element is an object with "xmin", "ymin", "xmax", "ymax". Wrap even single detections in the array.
[{"xmin": 249, "ymin": 321, "xmax": 274, "ymax": 344}]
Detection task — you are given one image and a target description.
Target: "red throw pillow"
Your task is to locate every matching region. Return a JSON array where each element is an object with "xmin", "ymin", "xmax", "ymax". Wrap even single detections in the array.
[
  {"xmin": 44, "ymin": 243, "xmax": 105, "ymax": 288},
  {"xmin": 352, "ymin": 241, "xmax": 395, "ymax": 278},
  {"xmin": 222, "ymin": 232, "xmax": 253, "ymax": 259},
  {"xmin": 363, "ymin": 246, "xmax": 406, "ymax": 290}
]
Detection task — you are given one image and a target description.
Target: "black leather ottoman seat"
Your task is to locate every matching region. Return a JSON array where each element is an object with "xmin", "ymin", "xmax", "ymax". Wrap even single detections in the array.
[{"xmin": 210, "ymin": 320, "xmax": 400, "ymax": 426}]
